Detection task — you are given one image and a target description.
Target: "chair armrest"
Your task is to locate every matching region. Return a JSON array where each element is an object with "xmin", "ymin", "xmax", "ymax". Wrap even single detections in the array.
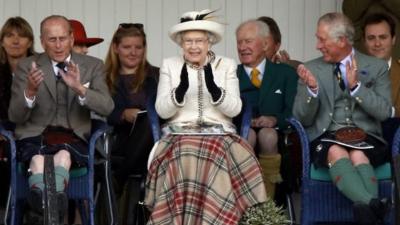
[
  {"xmin": 87, "ymin": 119, "xmax": 110, "ymax": 205},
  {"xmin": 147, "ymin": 94, "xmax": 161, "ymax": 142},
  {"xmin": 0, "ymin": 123, "xmax": 17, "ymax": 207},
  {"xmin": 0, "ymin": 123, "xmax": 16, "ymax": 157},
  {"xmin": 287, "ymin": 117, "xmax": 311, "ymax": 179},
  {"xmin": 89, "ymin": 119, "xmax": 110, "ymax": 159},
  {"xmin": 392, "ymin": 125, "xmax": 400, "ymax": 157},
  {"xmin": 239, "ymin": 98, "xmax": 252, "ymax": 139}
]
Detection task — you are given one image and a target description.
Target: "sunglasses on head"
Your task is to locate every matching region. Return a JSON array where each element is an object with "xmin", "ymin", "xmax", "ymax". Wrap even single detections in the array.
[{"xmin": 118, "ymin": 23, "xmax": 144, "ymax": 29}]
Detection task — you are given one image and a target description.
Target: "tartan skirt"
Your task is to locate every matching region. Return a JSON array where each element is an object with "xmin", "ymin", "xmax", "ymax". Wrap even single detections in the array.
[{"xmin": 145, "ymin": 134, "xmax": 267, "ymax": 225}]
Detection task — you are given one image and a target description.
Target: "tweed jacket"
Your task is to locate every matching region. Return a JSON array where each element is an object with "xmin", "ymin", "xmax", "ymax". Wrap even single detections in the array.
[
  {"xmin": 293, "ymin": 51, "xmax": 391, "ymax": 142},
  {"xmin": 237, "ymin": 60, "xmax": 298, "ymax": 130},
  {"xmin": 155, "ymin": 55, "xmax": 241, "ymax": 133},
  {"xmin": 9, "ymin": 52, "xmax": 114, "ymax": 141},
  {"xmin": 389, "ymin": 59, "xmax": 400, "ymax": 117}
]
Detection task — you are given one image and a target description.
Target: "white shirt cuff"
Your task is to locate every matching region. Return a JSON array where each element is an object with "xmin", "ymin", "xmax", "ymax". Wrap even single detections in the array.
[
  {"xmin": 24, "ymin": 90, "xmax": 35, "ymax": 108},
  {"xmin": 307, "ymin": 87, "xmax": 318, "ymax": 97},
  {"xmin": 78, "ymin": 95, "xmax": 86, "ymax": 106},
  {"xmin": 350, "ymin": 81, "xmax": 361, "ymax": 96},
  {"xmin": 391, "ymin": 106, "xmax": 395, "ymax": 118}
]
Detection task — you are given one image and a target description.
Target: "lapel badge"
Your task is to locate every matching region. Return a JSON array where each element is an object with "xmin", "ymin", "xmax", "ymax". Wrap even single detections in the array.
[{"xmin": 359, "ymin": 69, "xmax": 368, "ymax": 76}]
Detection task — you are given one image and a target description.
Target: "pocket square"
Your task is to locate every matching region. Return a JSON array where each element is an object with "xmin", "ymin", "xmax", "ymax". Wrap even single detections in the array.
[
  {"xmin": 275, "ymin": 89, "xmax": 282, "ymax": 94},
  {"xmin": 83, "ymin": 82, "xmax": 90, "ymax": 88}
]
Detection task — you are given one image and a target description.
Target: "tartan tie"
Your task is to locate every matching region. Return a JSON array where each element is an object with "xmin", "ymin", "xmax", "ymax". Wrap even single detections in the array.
[
  {"xmin": 334, "ymin": 63, "xmax": 345, "ymax": 91},
  {"xmin": 250, "ymin": 68, "xmax": 261, "ymax": 88}
]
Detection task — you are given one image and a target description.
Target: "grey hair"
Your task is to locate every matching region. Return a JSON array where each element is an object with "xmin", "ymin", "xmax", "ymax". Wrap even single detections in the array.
[
  {"xmin": 176, "ymin": 30, "xmax": 217, "ymax": 46},
  {"xmin": 318, "ymin": 12, "xmax": 355, "ymax": 45},
  {"xmin": 236, "ymin": 19, "xmax": 270, "ymax": 38},
  {"xmin": 40, "ymin": 15, "xmax": 72, "ymax": 37}
]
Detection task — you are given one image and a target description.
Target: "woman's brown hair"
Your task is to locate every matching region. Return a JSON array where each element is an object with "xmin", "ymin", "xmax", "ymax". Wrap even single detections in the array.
[{"xmin": 0, "ymin": 16, "xmax": 35, "ymax": 64}]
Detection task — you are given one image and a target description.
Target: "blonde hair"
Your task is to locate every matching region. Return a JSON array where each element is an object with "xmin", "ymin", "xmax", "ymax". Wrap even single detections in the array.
[{"xmin": 105, "ymin": 25, "xmax": 148, "ymax": 94}]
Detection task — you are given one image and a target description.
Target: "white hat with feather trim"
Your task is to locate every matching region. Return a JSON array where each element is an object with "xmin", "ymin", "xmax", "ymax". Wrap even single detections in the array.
[{"xmin": 169, "ymin": 9, "xmax": 224, "ymax": 45}]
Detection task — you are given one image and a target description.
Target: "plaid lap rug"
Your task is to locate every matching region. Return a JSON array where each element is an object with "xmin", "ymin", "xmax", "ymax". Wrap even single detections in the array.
[{"xmin": 145, "ymin": 134, "xmax": 267, "ymax": 225}]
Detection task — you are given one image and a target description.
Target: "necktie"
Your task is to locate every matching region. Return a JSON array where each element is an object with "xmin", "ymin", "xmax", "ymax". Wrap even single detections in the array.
[
  {"xmin": 334, "ymin": 63, "xmax": 345, "ymax": 91},
  {"xmin": 56, "ymin": 62, "xmax": 67, "ymax": 79},
  {"xmin": 250, "ymin": 68, "xmax": 261, "ymax": 88}
]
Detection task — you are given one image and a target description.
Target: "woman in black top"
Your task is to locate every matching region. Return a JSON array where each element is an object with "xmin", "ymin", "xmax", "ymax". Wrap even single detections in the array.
[
  {"xmin": 0, "ymin": 16, "xmax": 35, "ymax": 208},
  {"xmin": 105, "ymin": 23, "xmax": 159, "ymax": 191},
  {"xmin": 0, "ymin": 16, "xmax": 35, "ymax": 129}
]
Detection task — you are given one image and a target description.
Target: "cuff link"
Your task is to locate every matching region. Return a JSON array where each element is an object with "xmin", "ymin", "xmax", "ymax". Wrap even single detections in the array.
[{"xmin": 316, "ymin": 144, "xmax": 323, "ymax": 152}]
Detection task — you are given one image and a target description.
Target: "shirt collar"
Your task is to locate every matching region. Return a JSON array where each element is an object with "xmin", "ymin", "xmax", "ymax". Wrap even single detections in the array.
[
  {"xmin": 336, "ymin": 48, "xmax": 355, "ymax": 73},
  {"xmin": 339, "ymin": 48, "xmax": 355, "ymax": 67},
  {"xmin": 243, "ymin": 58, "xmax": 266, "ymax": 77},
  {"xmin": 52, "ymin": 55, "xmax": 72, "ymax": 74}
]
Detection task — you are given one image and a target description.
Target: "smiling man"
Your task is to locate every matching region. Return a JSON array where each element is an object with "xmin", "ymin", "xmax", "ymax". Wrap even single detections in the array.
[
  {"xmin": 8, "ymin": 15, "xmax": 113, "ymax": 224},
  {"xmin": 236, "ymin": 19, "xmax": 298, "ymax": 200},
  {"xmin": 362, "ymin": 13, "xmax": 399, "ymax": 116}
]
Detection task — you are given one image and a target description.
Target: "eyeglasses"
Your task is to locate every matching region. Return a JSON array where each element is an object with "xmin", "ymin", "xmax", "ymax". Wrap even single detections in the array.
[
  {"xmin": 182, "ymin": 38, "xmax": 208, "ymax": 47},
  {"xmin": 118, "ymin": 23, "xmax": 144, "ymax": 30}
]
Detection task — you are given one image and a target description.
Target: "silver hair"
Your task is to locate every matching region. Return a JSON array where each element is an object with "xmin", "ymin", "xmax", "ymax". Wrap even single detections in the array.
[
  {"xmin": 177, "ymin": 30, "xmax": 217, "ymax": 46},
  {"xmin": 318, "ymin": 12, "xmax": 355, "ymax": 45},
  {"xmin": 236, "ymin": 19, "xmax": 270, "ymax": 38}
]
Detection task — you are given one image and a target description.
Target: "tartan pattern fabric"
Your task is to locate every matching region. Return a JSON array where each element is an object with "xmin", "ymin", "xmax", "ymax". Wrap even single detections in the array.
[{"xmin": 145, "ymin": 134, "xmax": 267, "ymax": 225}]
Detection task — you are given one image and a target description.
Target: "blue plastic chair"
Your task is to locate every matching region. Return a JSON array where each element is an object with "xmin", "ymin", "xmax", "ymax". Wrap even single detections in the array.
[
  {"xmin": 146, "ymin": 94, "xmax": 252, "ymax": 141},
  {"xmin": 287, "ymin": 117, "xmax": 396, "ymax": 225},
  {"xmin": 3, "ymin": 120, "xmax": 114, "ymax": 225}
]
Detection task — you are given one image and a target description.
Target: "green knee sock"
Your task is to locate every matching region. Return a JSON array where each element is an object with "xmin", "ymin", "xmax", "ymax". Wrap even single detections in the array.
[
  {"xmin": 329, "ymin": 158, "xmax": 373, "ymax": 204},
  {"xmin": 28, "ymin": 173, "xmax": 44, "ymax": 191},
  {"xmin": 355, "ymin": 163, "xmax": 378, "ymax": 198},
  {"xmin": 55, "ymin": 166, "xmax": 70, "ymax": 192}
]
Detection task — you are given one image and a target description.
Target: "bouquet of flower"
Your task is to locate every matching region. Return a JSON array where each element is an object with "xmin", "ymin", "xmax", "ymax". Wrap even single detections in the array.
[{"xmin": 239, "ymin": 197, "xmax": 290, "ymax": 225}]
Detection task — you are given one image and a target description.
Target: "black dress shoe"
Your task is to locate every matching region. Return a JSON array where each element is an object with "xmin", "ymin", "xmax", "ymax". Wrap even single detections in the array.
[
  {"xmin": 27, "ymin": 188, "xmax": 44, "ymax": 225},
  {"xmin": 28, "ymin": 188, "xmax": 44, "ymax": 213},
  {"xmin": 56, "ymin": 191, "xmax": 68, "ymax": 224},
  {"xmin": 369, "ymin": 198, "xmax": 391, "ymax": 223},
  {"xmin": 26, "ymin": 209, "xmax": 44, "ymax": 225},
  {"xmin": 353, "ymin": 202, "xmax": 378, "ymax": 225}
]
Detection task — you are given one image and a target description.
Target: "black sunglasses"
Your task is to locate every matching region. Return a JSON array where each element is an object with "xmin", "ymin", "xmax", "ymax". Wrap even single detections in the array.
[{"xmin": 118, "ymin": 23, "xmax": 144, "ymax": 30}]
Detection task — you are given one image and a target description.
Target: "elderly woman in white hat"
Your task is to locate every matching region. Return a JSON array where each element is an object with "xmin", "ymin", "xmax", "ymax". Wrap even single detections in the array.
[{"xmin": 144, "ymin": 9, "xmax": 267, "ymax": 225}]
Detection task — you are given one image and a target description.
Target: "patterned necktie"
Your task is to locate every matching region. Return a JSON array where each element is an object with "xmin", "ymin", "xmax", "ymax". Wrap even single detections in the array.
[
  {"xmin": 334, "ymin": 63, "xmax": 345, "ymax": 91},
  {"xmin": 250, "ymin": 68, "xmax": 261, "ymax": 88},
  {"xmin": 56, "ymin": 62, "xmax": 67, "ymax": 79}
]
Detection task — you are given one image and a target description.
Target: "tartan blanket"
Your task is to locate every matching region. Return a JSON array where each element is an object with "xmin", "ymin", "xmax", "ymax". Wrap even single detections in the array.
[{"xmin": 145, "ymin": 134, "xmax": 267, "ymax": 225}]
